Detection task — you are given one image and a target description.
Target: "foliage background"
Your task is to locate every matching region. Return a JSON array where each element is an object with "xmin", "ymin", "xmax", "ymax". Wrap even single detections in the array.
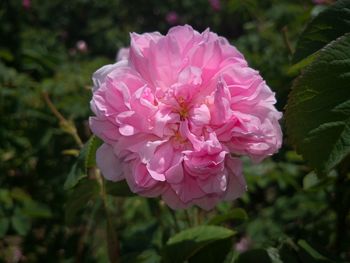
[{"xmin": 0, "ymin": 0, "xmax": 349, "ymax": 262}]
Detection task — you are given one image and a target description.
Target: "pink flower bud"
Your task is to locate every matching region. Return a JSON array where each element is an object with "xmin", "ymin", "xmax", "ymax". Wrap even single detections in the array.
[
  {"xmin": 165, "ymin": 11, "xmax": 179, "ymax": 25},
  {"xmin": 209, "ymin": 0, "xmax": 221, "ymax": 11},
  {"xmin": 76, "ymin": 40, "xmax": 88, "ymax": 53},
  {"xmin": 23, "ymin": 0, "xmax": 30, "ymax": 9}
]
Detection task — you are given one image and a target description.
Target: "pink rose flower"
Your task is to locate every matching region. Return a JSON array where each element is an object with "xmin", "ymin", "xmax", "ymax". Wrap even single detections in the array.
[
  {"xmin": 89, "ymin": 25, "xmax": 282, "ymax": 210},
  {"xmin": 116, "ymin": 47, "xmax": 130, "ymax": 61}
]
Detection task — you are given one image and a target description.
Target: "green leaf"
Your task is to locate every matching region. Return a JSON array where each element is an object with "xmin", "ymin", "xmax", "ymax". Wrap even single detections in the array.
[
  {"xmin": 162, "ymin": 225, "xmax": 235, "ymax": 263},
  {"xmin": 293, "ymin": 0, "xmax": 350, "ymax": 63},
  {"xmin": 122, "ymin": 249, "xmax": 161, "ymax": 263},
  {"xmin": 333, "ymin": 99, "xmax": 350, "ymax": 115},
  {"xmin": 105, "ymin": 180, "xmax": 135, "ymax": 197},
  {"xmin": 22, "ymin": 201, "xmax": 52, "ymax": 218},
  {"xmin": 0, "ymin": 217, "xmax": 9, "ymax": 238},
  {"xmin": 235, "ymin": 249, "xmax": 271, "ymax": 263},
  {"xmin": 85, "ymin": 135, "xmax": 102, "ymax": 169},
  {"xmin": 0, "ymin": 48, "xmax": 14, "ymax": 62},
  {"xmin": 266, "ymin": 247, "xmax": 283, "ymax": 263},
  {"xmin": 287, "ymin": 52, "xmax": 318, "ymax": 76},
  {"xmin": 303, "ymin": 172, "xmax": 319, "ymax": 190},
  {"xmin": 207, "ymin": 208, "xmax": 248, "ymax": 225},
  {"xmin": 64, "ymin": 140, "xmax": 90, "ymax": 189},
  {"xmin": 285, "ymin": 34, "xmax": 350, "ymax": 174},
  {"xmin": 64, "ymin": 136, "xmax": 102, "ymax": 190},
  {"xmin": 297, "ymin": 240, "xmax": 331, "ymax": 262},
  {"xmin": 64, "ymin": 161, "xmax": 86, "ymax": 190},
  {"xmin": 0, "ymin": 189, "xmax": 13, "ymax": 209},
  {"xmin": 11, "ymin": 187, "xmax": 31, "ymax": 202},
  {"xmin": 188, "ymin": 238, "xmax": 232, "ymax": 263},
  {"xmin": 279, "ymin": 243, "xmax": 299, "ymax": 263},
  {"xmin": 135, "ymin": 250, "xmax": 161, "ymax": 263},
  {"xmin": 65, "ymin": 179, "xmax": 99, "ymax": 225},
  {"xmin": 11, "ymin": 213, "xmax": 31, "ymax": 236}
]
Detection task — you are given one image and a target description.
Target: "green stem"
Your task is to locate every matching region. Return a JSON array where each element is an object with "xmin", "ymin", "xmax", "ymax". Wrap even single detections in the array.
[
  {"xmin": 185, "ymin": 210, "xmax": 192, "ymax": 227},
  {"xmin": 194, "ymin": 207, "xmax": 200, "ymax": 226},
  {"xmin": 76, "ymin": 199, "xmax": 101, "ymax": 262},
  {"xmin": 42, "ymin": 91, "xmax": 83, "ymax": 148},
  {"xmin": 97, "ymin": 170, "xmax": 121, "ymax": 263},
  {"xmin": 281, "ymin": 26, "xmax": 293, "ymax": 56},
  {"xmin": 168, "ymin": 207, "xmax": 180, "ymax": 232}
]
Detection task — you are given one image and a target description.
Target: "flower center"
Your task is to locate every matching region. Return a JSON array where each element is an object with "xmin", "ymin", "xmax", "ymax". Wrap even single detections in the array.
[
  {"xmin": 173, "ymin": 130, "xmax": 186, "ymax": 143},
  {"xmin": 172, "ymin": 130, "xmax": 188, "ymax": 149},
  {"xmin": 179, "ymin": 107, "xmax": 188, "ymax": 120},
  {"xmin": 177, "ymin": 96, "xmax": 189, "ymax": 120}
]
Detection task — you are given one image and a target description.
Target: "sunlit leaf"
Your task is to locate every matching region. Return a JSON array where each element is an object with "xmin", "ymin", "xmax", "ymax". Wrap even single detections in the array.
[{"xmin": 266, "ymin": 247, "xmax": 283, "ymax": 263}]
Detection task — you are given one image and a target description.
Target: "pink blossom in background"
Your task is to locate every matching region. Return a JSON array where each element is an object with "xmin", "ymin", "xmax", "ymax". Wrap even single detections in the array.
[
  {"xmin": 165, "ymin": 11, "xmax": 179, "ymax": 25},
  {"xmin": 76, "ymin": 40, "xmax": 88, "ymax": 53},
  {"xmin": 90, "ymin": 25, "xmax": 282, "ymax": 210},
  {"xmin": 235, "ymin": 236, "xmax": 252, "ymax": 253},
  {"xmin": 312, "ymin": 0, "xmax": 335, "ymax": 4},
  {"xmin": 23, "ymin": 0, "xmax": 30, "ymax": 9},
  {"xmin": 209, "ymin": 0, "xmax": 221, "ymax": 11},
  {"xmin": 116, "ymin": 47, "xmax": 130, "ymax": 61}
]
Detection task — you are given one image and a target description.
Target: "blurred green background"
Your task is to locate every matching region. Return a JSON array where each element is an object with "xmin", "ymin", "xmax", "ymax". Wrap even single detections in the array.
[{"xmin": 0, "ymin": 0, "xmax": 347, "ymax": 262}]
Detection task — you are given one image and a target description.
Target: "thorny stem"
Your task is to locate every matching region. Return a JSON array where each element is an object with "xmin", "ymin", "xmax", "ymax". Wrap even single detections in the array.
[{"xmin": 42, "ymin": 91, "xmax": 83, "ymax": 148}]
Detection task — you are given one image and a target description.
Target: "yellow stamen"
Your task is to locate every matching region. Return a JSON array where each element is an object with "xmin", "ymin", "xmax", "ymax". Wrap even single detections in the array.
[{"xmin": 177, "ymin": 96, "xmax": 189, "ymax": 120}]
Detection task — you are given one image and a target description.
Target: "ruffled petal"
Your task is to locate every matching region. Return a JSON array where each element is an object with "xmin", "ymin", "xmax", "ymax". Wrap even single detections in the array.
[
  {"xmin": 96, "ymin": 143, "xmax": 124, "ymax": 181},
  {"xmin": 90, "ymin": 25, "xmax": 282, "ymax": 210},
  {"xmin": 92, "ymin": 60, "xmax": 128, "ymax": 92}
]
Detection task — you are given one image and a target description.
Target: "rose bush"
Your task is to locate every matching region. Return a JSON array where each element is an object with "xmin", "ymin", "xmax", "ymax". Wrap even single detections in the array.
[{"xmin": 90, "ymin": 25, "xmax": 282, "ymax": 210}]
